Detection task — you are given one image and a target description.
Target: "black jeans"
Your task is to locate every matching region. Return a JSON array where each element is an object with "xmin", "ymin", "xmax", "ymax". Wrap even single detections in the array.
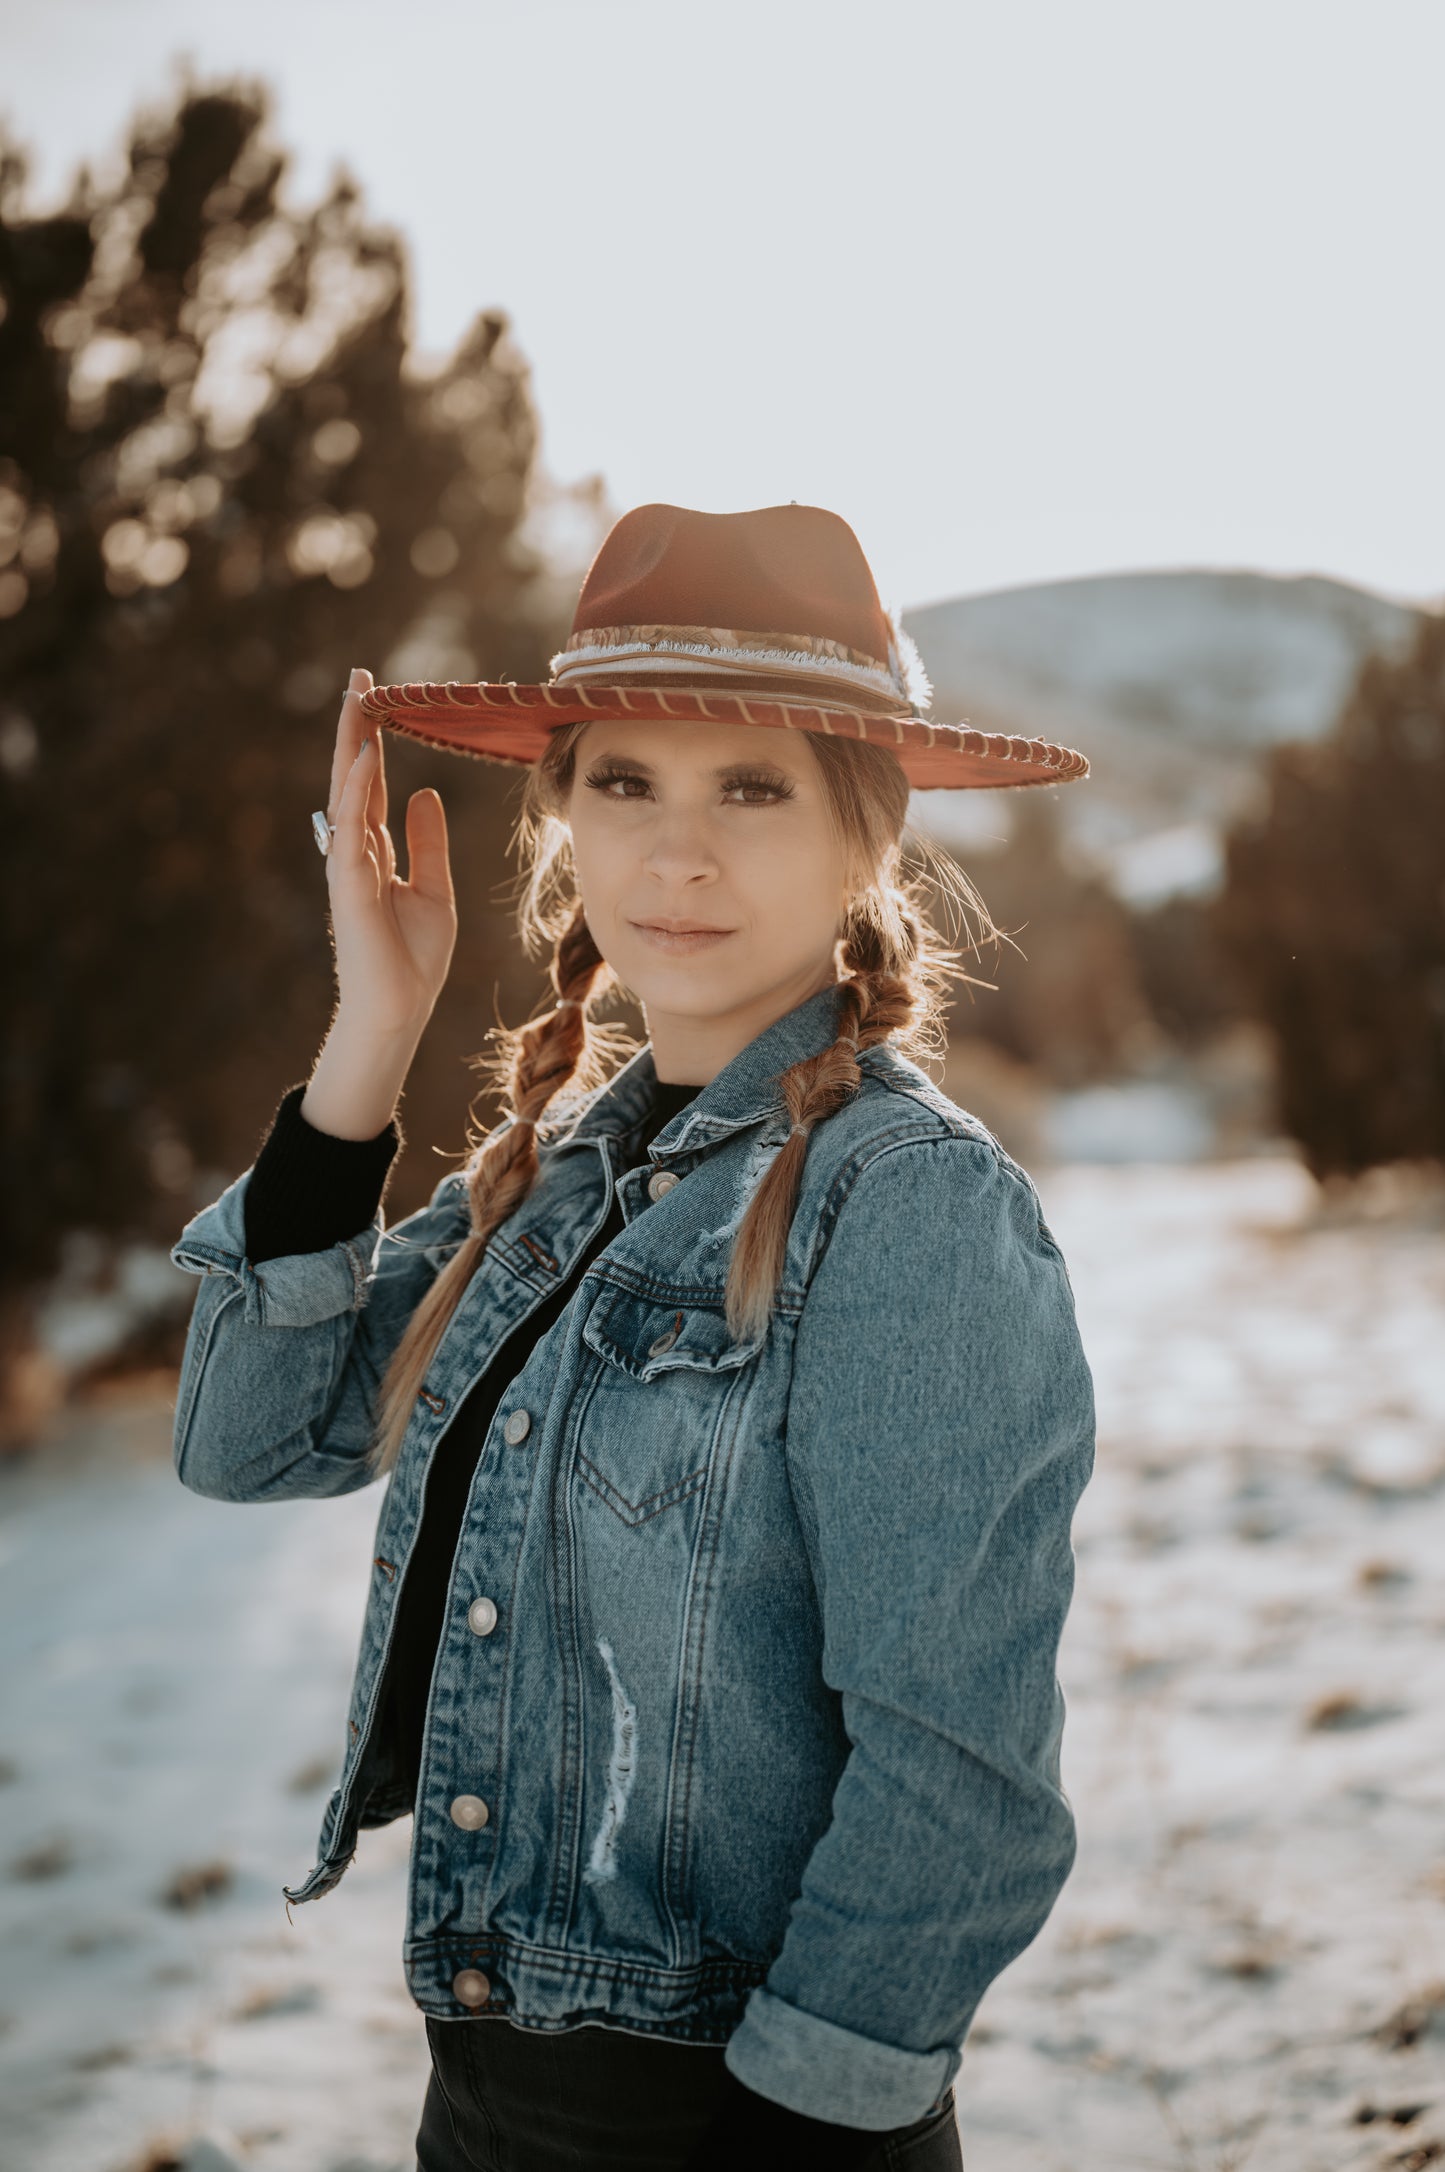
[{"xmin": 416, "ymin": 2016, "xmax": 964, "ymax": 2171}]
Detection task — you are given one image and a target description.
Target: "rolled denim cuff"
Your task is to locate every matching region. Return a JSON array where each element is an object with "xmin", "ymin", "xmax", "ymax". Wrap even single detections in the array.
[
  {"xmin": 171, "ymin": 1228, "xmax": 379, "ymax": 1327},
  {"xmin": 723, "ymin": 1986, "xmax": 961, "ymax": 2131},
  {"xmin": 171, "ymin": 1170, "xmax": 382, "ymax": 1327}
]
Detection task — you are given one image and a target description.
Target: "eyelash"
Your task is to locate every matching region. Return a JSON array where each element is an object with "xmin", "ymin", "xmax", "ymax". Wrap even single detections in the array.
[{"xmin": 582, "ymin": 765, "xmax": 796, "ymax": 805}]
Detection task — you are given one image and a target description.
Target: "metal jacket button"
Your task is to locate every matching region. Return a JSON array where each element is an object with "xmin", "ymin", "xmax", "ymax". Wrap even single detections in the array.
[
  {"xmin": 450, "ymin": 1794, "xmax": 490, "ymax": 1830},
  {"xmin": 453, "ymin": 1968, "xmax": 491, "ymax": 2007},
  {"xmin": 502, "ymin": 1408, "xmax": 531, "ymax": 1444},
  {"xmin": 467, "ymin": 1595, "xmax": 499, "ymax": 1636},
  {"xmin": 647, "ymin": 1168, "xmax": 681, "ymax": 1201},
  {"xmin": 648, "ymin": 1325, "xmax": 680, "ymax": 1355}
]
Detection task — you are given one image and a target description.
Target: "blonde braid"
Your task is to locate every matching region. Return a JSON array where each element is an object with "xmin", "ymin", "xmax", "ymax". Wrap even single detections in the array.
[
  {"xmin": 365, "ymin": 903, "xmax": 607, "ymax": 1479},
  {"xmin": 723, "ymin": 896, "xmax": 924, "ymax": 1344}
]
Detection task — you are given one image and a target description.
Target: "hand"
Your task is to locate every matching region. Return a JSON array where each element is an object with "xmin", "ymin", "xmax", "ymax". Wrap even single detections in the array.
[
  {"xmin": 299, "ymin": 669, "xmax": 458, "ymax": 1141},
  {"xmin": 324, "ymin": 666, "xmax": 457, "ymax": 1040}
]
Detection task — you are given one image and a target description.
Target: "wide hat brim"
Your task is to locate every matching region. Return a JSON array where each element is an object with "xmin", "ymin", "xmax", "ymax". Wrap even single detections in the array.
[{"xmin": 358, "ymin": 679, "xmax": 1090, "ymax": 791}]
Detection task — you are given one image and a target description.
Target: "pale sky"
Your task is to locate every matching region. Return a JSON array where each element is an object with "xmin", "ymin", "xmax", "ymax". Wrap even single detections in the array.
[{"xmin": 5, "ymin": 0, "xmax": 1442, "ymax": 613}]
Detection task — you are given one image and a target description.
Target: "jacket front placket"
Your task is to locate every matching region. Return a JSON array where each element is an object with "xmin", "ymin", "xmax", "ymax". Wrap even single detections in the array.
[{"xmin": 290, "ymin": 982, "xmax": 850, "ymax": 1908}]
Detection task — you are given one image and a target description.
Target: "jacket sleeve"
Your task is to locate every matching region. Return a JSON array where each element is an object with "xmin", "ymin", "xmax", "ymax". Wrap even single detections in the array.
[
  {"xmin": 168, "ymin": 1131, "xmax": 476, "ymax": 1506},
  {"xmin": 723, "ymin": 1133, "xmax": 1096, "ymax": 2130}
]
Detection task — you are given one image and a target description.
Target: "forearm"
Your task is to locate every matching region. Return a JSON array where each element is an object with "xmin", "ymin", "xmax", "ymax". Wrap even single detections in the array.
[{"xmin": 301, "ymin": 1004, "xmax": 423, "ymax": 1140}]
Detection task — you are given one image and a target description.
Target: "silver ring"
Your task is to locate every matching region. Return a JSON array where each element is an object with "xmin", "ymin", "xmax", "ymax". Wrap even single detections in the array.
[{"xmin": 311, "ymin": 810, "xmax": 337, "ymax": 857}]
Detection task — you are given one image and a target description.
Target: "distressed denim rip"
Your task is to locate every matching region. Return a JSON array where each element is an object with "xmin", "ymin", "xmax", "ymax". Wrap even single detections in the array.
[{"xmin": 169, "ymin": 979, "xmax": 1096, "ymax": 2131}]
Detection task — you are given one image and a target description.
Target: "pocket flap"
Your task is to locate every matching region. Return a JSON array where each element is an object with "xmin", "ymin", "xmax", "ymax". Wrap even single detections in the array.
[{"xmin": 581, "ymin": 1281, "xmax": 763, "ymax": 1382}]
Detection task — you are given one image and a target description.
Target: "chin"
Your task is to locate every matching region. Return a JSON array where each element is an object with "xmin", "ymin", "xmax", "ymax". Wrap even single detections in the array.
[
  {"xmin": 634, "ymin": 978, "xmax": 751, "ymax": 1021},
  {"xmin": 622, "ymin": 958, "xmax": 756, "ymax": 1018}
]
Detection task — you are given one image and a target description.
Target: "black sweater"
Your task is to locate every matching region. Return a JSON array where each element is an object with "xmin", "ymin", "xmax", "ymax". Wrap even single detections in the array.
[{"xmin": 240, "ymin": 1081, "xmax": 912, "ymax": 2166}]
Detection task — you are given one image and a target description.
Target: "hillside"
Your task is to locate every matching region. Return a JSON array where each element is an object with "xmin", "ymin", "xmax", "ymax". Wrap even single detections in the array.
[{"xmin": 902, "ymin": 568, "xmax": 1424, "ymax": 900}]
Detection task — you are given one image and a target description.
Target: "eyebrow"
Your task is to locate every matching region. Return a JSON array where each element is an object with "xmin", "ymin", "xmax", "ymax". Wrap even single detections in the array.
[{"xmin": 586, "ymin": 752, "xmax": 793, "ymax": 778}]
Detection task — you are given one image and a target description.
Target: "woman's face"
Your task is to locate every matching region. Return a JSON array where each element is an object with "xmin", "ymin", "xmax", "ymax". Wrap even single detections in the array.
[{"xmin": 565, "ymin": 718, "xmax": 852, "ymax": 1072}]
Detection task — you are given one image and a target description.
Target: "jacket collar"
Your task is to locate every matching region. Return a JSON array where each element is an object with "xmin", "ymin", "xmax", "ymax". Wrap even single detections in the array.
[{"xmin": 541, "ymin": 979, "xmax": 848, "ymax": 1159}]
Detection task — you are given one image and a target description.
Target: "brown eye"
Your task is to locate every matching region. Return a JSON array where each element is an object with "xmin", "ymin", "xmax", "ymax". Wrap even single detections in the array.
[
  {"xmin": 583, "ymin": 767, "xmax": 650, "ymax": 799},
  {"xmin": 722, "ymin": 772, "xmax": 794, "ymax": 805}
]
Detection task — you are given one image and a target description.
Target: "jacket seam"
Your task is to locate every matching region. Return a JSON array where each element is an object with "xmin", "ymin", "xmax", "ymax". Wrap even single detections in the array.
[
  {"xmin": 548, "ymin": 1358, "xmax": 600, "ymax": 1933},
  {"xmin": 173, "ymin": 1281, "xmax": 243, "ymax": 1486},
  {"xmin": 775, "ymin": 1129, "xmax": 1014, "ymax": 1549},
  {"xmin": 667, "ymin": 1361, "xmax": 757, "ymax": 1957},
  {"xmin": 339, "ymin": 1233, "xmax": 373, "ymax": 1309},
  {"xmin": 808, "ymin": 1126, "xmax": 999, "ymax": 1282},
  {"xmin": 404, "ymin": 1929, "xmax": 773, "ymax": 1989},
  {"xmin": 575, "ymin": 1452, "xmax": 710, "ymax": 1524}
]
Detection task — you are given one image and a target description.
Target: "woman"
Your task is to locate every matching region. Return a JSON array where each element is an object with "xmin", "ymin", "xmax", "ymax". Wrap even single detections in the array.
[{"xmin": 170, "ymin": 501, "xmax": 1096, "ymax": 2171}]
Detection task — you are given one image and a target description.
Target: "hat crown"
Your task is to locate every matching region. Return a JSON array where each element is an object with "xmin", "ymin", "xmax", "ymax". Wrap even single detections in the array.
[{"xmin": 571, "ymin": 502, "xmax": 894, "ymax": 663}]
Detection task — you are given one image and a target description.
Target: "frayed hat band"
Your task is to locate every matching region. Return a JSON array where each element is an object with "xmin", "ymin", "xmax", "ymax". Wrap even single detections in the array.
[{"xmin": 549, "ymin": 617, "xmax": 932, "ymax": 711}]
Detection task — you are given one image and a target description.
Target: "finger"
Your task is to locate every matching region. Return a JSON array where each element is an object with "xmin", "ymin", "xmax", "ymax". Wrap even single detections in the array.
[
  {"xmin": 330, "ymin": 734, "xmax": 380, "ymax": 877},
  {"xmin": 369, "ymin": 703, "xmax": 389, "ymax": 835},
  {"xmin": 326, "ymin": 666, "xmax": 373, "ymax": 825},
  {"xmin": 404, "ymin": 788, "xmax": 454, "ymax": 908}
]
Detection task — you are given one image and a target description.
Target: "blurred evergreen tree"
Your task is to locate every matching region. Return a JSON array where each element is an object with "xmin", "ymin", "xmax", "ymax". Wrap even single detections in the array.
[
  {"xmin": 942, "ymin": 793, "xmax": 1158, "ymax": 1088},
  {"xmin": 1212, "ymin": 609, "xmax": 1445, "ymax": 1176},
  {"xmin": 0, "ymin": 82, "xmax": 605, "ymax": 1401},
  {"xmin": 1127, "ymin": 890, "xmax": 1246, "ymax": 1050}
]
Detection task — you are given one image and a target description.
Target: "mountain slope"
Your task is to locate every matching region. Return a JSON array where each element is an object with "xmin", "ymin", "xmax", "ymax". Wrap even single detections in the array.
[{"xmin": 902, "ymin": 568, "xmax": 1424, "ymax": 892}]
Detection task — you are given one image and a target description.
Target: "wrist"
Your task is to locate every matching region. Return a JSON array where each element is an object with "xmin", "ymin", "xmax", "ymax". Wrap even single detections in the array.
[{"xmin": 304, "ymin": 1012, "xmax": 422, "ymax": 1141}]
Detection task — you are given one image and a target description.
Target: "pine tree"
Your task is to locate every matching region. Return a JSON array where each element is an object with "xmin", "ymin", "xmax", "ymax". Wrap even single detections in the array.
[
  {"xmin": 1211, "ymin": 610, "xmax": 1445, "ymax": 1177},
  {"xmin": 943, "ymin": 792, "xmax": 1157, "ymax": 1088},
  {"xmin": 0, "ymin": 83, "xmax": 599, "ymax": 1403}
]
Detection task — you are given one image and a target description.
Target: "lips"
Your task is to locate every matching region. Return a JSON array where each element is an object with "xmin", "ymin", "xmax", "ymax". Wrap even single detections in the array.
[
  {"xmin": 629, "ymin": 918, "xmax": 737, "ymax": 953},
  {"xmin": 633, "ymin": 920, "xmax": 732, "ymax": 935}
]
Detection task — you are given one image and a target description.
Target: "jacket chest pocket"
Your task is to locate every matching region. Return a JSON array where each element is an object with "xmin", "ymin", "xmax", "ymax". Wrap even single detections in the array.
[{"xmin": 574, "ymin": 1282, "xmax": 764, "ymax": 1528}]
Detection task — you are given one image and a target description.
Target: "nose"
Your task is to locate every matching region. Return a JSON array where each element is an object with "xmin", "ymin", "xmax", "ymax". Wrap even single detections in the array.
[{"xmin": 641, "ymin": 802, "xmax": 720, "ymax": 889}]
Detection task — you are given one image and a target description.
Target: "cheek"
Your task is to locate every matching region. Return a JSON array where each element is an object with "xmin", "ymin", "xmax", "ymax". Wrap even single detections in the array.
[
  {"xmin": 731, "ymin": 815, "xmax": 846, "ymax": 934},
  {"xmin": 567, "ymin": 809, "xmax": 621, "ymax": 905}
]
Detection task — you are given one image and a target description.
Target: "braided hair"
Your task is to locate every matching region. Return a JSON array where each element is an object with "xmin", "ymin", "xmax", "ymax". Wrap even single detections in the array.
[{"xmin": 365, "ymin": 723, "xmax": 1000, "ymax": 1477}]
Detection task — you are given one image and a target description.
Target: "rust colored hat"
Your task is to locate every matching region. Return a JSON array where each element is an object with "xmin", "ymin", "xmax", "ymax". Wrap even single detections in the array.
[{"xmin": 359, "ymin": 501, "xmax": 1090, "ymax": 791}]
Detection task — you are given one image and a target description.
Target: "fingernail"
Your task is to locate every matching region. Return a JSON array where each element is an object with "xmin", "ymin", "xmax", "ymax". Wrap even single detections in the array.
[{"xmin": 348, "ymin": 667, "xmax": 367, "ymax": 691}]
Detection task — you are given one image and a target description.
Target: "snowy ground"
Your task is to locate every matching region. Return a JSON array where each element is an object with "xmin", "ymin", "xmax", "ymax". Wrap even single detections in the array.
[{"xmin": 2, "ymin": 1155, "xmax": 1443, "ymax": 2172}]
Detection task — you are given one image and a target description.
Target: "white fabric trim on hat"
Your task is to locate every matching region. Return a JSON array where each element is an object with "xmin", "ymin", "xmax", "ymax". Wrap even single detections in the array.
[{"xmin": 550, "ymin": 633, "xmax": 907, "ymax": 707}]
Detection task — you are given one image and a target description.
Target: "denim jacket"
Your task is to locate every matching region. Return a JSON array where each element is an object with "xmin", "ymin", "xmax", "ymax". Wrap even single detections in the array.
[{"xmin": 168, "ymin": 979, "xmax": 1096, "ymax": 2130}]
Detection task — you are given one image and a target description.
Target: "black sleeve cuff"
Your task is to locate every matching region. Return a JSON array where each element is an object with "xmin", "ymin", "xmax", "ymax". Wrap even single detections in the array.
[
  {"xmin": 682, "ymin": 2065, "xmax": 881, "ymax": 2170},
  {"xmin": 243, "ymin": 1082, "xmax": 403, "ymax": 1265}
]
